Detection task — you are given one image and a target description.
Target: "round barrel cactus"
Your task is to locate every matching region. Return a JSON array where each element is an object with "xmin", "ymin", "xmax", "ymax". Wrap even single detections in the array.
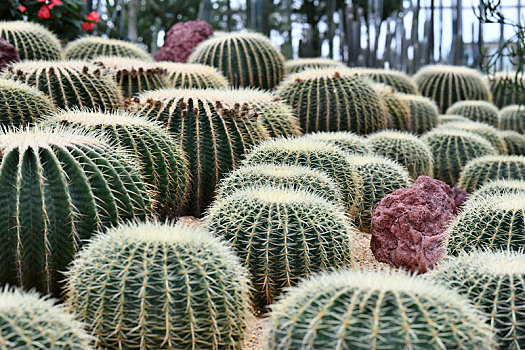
[
  {"xmin": 0, "ymin": 126, "xmax": 152, "ymax": 296},
  {"xmin": 301, "ymin": 131, "xmax": 372, "ymax": 155},
  {"xmin": 375, "ymin": 84, "xmax": 412, "ymax": 131},
  {"xmin": 206, "ymin": 186, "xmax": 355, "ymax": 309},
  {"xmin": 396, "ymin": 93, "xmax": 439, "ymax": 134},
  {"xmin": 500, "ymin": 130, "xmax": 525, "ymax": 156},
  {"xmin": 438, "ymin": 114, "xmax": 470, "ymax": 124},
  {"xmin": 285, "ymin": 58, "xmax": 345, "ymax": 74},
  {"xmin": 414, "ymin": 65, "xmax": 492, "ymax": 113},
  {"xmin": 351, "ymin": 67, "xmax": 418, "ymax": 94},
  {"xmin": 423, "ymin": 129, "xmax": 497, "ymax": 186},
  {"xmin": 64, "ymin": 36, "xmax": 152, "ymax": 61},
  {"xmin": 488, "ymin": 72, "xmax": 525, "ymax": 108},
  {"xmin": 472, "ymin": 179, "xmax": 525, "ymax": 199},
  {"xmin": 155, "ymin": 62, "xmax": 229, "ymax": 89},
  {"xmin": 0, "ymin": 78, "xmax": 55, "ymax": 127},
  {"xmin": 277, "ymin": 68, "xmax": 389, "ymax": 134},
  {"xmin": 1, "ymin": 61, "xmax": 122, "ymax": 110},
  {"xmin": 188, "ymin": 32, "xmax": 285, "ymax": 89},
  {"xmin": 446, "ymin": 100, "xmax": 499, "ymax": 127},
  {"xmin": 66, "ymin": 221, "xmax": 251, "ymax": 350},
  {"xmin": 446, "ymin": 192, "xmax": 525, "ymax": 254},
  {"xmin": 499, "ymin": 105, "xmax": 525, "ymax": 134},
  {"xmin": 368, "ymin": 130, "xmax": 434, "ymax": 179},
  {"xmin": 0, "ymin": 287, "xmax": 92, "ymax": 349},
  {"xmin": 40, "ymin": 109, "xmax": 190, "ymax": 219},
  {"xmin": 457, "ymin": 155, "xmax": 525, "ymax": 193},
  {"xmin": 439, "ymin": 121, "xmax": 507, "ymax": 154},
  {"xmin": 0, "ymin": 21, "xmax": 61, "ymax": 60},
  {"xmin": 131, "ymin": 88, "xmax": 268, "ymax": 216},
  {"xmin": 266, "ymin": 269, "xmax": 494, "ymax": 349}
]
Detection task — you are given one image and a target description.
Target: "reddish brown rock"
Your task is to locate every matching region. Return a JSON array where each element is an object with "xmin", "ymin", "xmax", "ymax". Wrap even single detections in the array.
[
  {"xmin": 154, "ymin": 20, "xmax": 213, "ymax": 63},
  {"xmin": 370, "ymin": 176, "xmax": 456, "ymax": 273},
  {"xmin": 451, "ymin": 187, "xmax": 469, "ymax": 212},
  {"xmin": 0, "ymin": 38, "xmax": 19, "ymax": 72}
]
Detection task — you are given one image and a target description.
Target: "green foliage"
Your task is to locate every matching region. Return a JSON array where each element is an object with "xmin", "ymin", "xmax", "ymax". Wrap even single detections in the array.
[
  {"xmin": 0, "ymin": 126, "xmax": 153, "ymax": 296},
  {"xmin": 266, "ymin": 269, "xmax": 494, "ymax": 349},
  {"xmin": 488, "ymin": 72, "xmax": 525, "ymax": 108},
  {"xmin": 446, "ymin": 100, "xmax": 500, "ymax": 127},
  {"xmin": 352, "ymin": 68, "xmax": 418, "ymax": 94},
  {"xmin": 64, "ymin": 36, "xmax": 152, "ymax": 61},
  {"xmin": 500, "ymin": 130, "xmax": 525, "ymax": 156},
  {"xmin": 499, "ymin": 105, "xmax": 525, "ymax": 134},
  {"xmin": 301, "ymin": 131, "xmax": 372, "ymax": 155},
  {"xmin": 375, "ymin": 84, "xmax": 412, "ymax": 131},
  {"xmin": 439, "ymin": 121, "xmax": 507, "ymax": 155},
  {"xmin": 0, "ymin": 21, "xmax": 61, "ymax": 60},
  {"xmin": 396, "ymin": 93, "xmax": 439, "ymax": 134},
  {"xmin": 66, "ymin": 221, "xmax": 251, "ymax": 349},
  {"xmin": 205, "ymin": 186, "xmax": 355, "ymax": 309},
  {"xmin": 438, "ymin": 114, "xmax": 470, "ymax": 124},
  {"xmin": 472, "ymin": 179, "xmax": 525, "ymax": 199},
  {"xmin": 155, "ymin": 62, "xmax": 229, "ymax": 89},
  {"xmin": 285, "ymin": 58, "xmax": 345, "ymax": 74}
]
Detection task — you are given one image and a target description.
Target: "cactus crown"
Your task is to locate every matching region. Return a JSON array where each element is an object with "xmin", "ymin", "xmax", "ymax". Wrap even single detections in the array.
[
  {"xmin": 94, "ymin": 56, "xmax": 166, "ymax": 74},
  {"xmin": 45, "ymin": 108, "xmax": 155, "ymax": 127},
  {"xmin": 0, "ymin": 21, "xmax": 62, "ymax": 60},
  {"xmin": 438, "ymin": 114, "xmax": 470, "ymax": 123},
  {"xmin": 302, "ymin": 131, "xmax": 372, "ymax": 155},
  {"xmin": 285, "ymin": 58, "xmax": 345, "ymax": 73},
  {"xmin": 154, "ymin": 62, "xmax": 229, "ymax": 88},
  {"xmin": 474, "ymin": 179, "xmax": 525, "ymax": 198},
  {"xmin": 351, "ymin": 67, "xmax": 418, "ymax": 94},
  {"xmin": 64, "ymin": 36, "xmax": 152, "ymax": 61}
]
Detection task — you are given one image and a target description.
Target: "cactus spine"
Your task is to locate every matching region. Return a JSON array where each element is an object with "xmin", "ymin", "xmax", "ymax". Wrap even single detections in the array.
[
  {"xmin": 439, "ymin": 121, "xmax": 507, "ymax": 154},
  {"xmin": 155, "ymin": 62, "xmax": 229, "ymax": 89},
  {"xmin": 396, "ymin": 93, "xmax": 439, "ymax": 134},
  {"xmin": 0, "ymin": 21, "xmax": 62, "ymax": 61},
  {"xmin": 64, "ymin": 36, "xmax": 152, "ymax": 61},
  {"xmin": 499, "ymin": 105, "xmax": 525, "ymax": 134},
  {"xmin": 488, "ymin": 72, "xmax": 525, "ymax": 108},
  {"xmin": 446, "ymin": 100, "xmax": 500, "ymax": 127},
  {"xmin": 351, "ymin": 67, "xmax": 418, "ymax": 94},
  {"xmin": 285, "ymin": 58, "xmax": 345, "ymax": 74},
  {"xmin": 500, "ymin": 130, "xmax": 525, "ymax": 156},
  {"xmin": 301, "ymin": 131, "xmax": 372, "ymax": 155}
]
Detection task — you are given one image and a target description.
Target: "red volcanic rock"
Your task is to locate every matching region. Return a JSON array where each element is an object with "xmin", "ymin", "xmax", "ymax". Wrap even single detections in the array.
[
  {"xmin": 0, "ymin": 38, "xmax": 19, "ymax": 72},
  {"xmin": 451, "ymin": 187, "xmax": 469, "ymax": 212},
  {"xmin": 154, "ymin": 20, "xmax": 213, "ymax": 63},
  {"xmin": 370, "ymin": 176, "xmax": 456, "ymax": 273}
]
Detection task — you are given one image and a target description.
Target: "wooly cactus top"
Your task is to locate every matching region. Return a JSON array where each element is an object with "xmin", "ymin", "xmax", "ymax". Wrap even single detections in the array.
[
  {"xmin": 302, "ymin": 131, "xmax": 372, "ymax": 155},
  {"xmin": 154, "ymin": 62, "xmax": 229, "ymax": 88},
  {"xmin": 438, "ymin": 114, "xmax": 470, "ymax": 124},
  {"xmin": 473, "ymin": 179, "xmax": 525, "ymax": 199},
  {"xmin": 351, "ymin": 67, "xmax": 418, "ymax": 94},
  {"xmin": 64, "ymin": 36, "xmax": 152, "ymax": 61},
  {"xmin": 0, "ymin": 21, "xmax": 62, "ymax": 61},
  {"xmin": 285, "ymin": 57, "xmax": 345, "ymax": 74}
]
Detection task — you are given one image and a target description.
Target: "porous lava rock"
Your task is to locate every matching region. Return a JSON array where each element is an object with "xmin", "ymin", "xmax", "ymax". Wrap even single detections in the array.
[
  {"xmin": 451, "ymin": 187, "xmax": 469, "ymax": 212},
  {"xmin": 370, "ymin": 176, "xmax": 456, "ymax": 273},
  {"xmin": 154, "ymin": 20, "xmax": 213, "ymax": 62},
  {"xmin": 0, "ymin": 38, "xmax": 19, "ymax": 72}
]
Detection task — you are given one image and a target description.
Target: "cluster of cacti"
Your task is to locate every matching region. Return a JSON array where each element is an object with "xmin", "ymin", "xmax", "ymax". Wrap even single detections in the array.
[
  {"xmin": 446, "ymin": 100, "xmax": 500, "ymax": 127},
  {"xmin": 266, "ymin": 269, "xmax": 494, "ymax": 349},
  {"xmin": 438, "ymin": 114, "xmax": 470, "ymax": 124},
  {"xmin": 423, "ymin": 129, "xmax": 497, "ymax": 185},
  {"xmin": 0, "ymin": 21, "xmax": 62, "ymax": 60},
  {"xmin": 499, "ymin": 105, "xmax": 525, "ymax": 133},
  {"xmin": 0, "ymin": 287, "xmax": 92, "ymax": 349},
  {"xmin": 285, "ymin": 58, "xmax": 345, "ymax": 74},
  {"xmin": 0, "ymin": 126, "xmax": 152, "ymax": 296},
  {"xmin": 374, "ymin": 84, "xmax": 412, "ymax": 131},
  {"xmin": 457, "ymin": 155, "xmax": 525, "ymax": 192},
  {"xmin": 414, "ymin": 65, "xmax": 492, "ymax": 113},
  {"xmin": 439, "ymin": 121, "xmax": 507, "ymax": 154},
  {"xmin": 40, "ymin": 109, "xmax": 190, "ymax": 219},
  {"xmin": 64, "ymin": 36, "xmax": 152, "ymax": 61},
  {"xmin": 277, "ymin": 68, "xmax": 389, "ymax": 134},
  {"xmin": 488, "ymin": 72, "xmax": 525, "ymax": 108},
  {"xmin": 396, "ymin": 93, "xmax": 439, "ymax": 134},
  {"xmin": 500, "ymin": 130, "xmax": 525, "ymax": 156},
  {"xmin": 154, "ymin": 62, "xmax": 229, "ymax": 89},
  {"xmin": 131, "ymin": 88, "xmax": 268, "ymax": 216},
  {"xmin": 188, "ymin": 32, "xmax": 286, "ymax": 89},
  {"xmin": 472, "ymin": 179, "xmax": 525, "ymax": 198},
  {"xmin": 0, "ymin": 78, "xmax": 55, "ymax": 127},
  {"xmin": 301, "ymin": 131, "xmax": 372, "ymax": 155},
  {"xmin": 66, "ymin": 221, "xmax": 251, "ymax": 349},
  {"xmin": 368, "ymin": 130, "xmax": 434, "ymax": 179},
  {"xmin": 446, "ymin": 192, "xmax": 525, "ymax": 254},
  {"xmin": 205, "ymin": 186, "xmax": 355, "ymax": 308},
  {"xmin": 351, "ymin": 67, "xmax": 418, "ymax": 94},
  {"xmin": 1, "ymin": 61, "xmax": 122, "ymax": 110}
]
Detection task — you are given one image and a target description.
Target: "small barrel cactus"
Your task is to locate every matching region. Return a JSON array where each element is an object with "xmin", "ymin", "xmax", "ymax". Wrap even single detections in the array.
[
  {"xmin": 414, "ymin": 65, "xmax": 492, "ymax": 113},
  {"xmin": 488, "ymin": 72, "xmax": 525, "ymax": 108},
  {"xmin": 439, "ymin": 121, "xmax": 507, "ymax": 154},
  {"xmin": 0, "ymin": 78, "xmax": 55, "ymax": 127},
  {"xmin": 265, "ymin": 269, "xmax": 494, "ymax": 349},
  {"xmin": 0, "ymin": 126, "xmax": 152, "ymax": 296},
  {"xmin": 423, "ymin": 129, "xmax": 497, "ymax": 186},
  {"xmin": 500, "ymin": 130, "xmax": 525, "ymax": 156},
  {"xmin": 446, "ymin": 100, "xmax": 499, "ymax": 127},
  {"xmin": 154, "ymin": 62, "xmax": 229, "ymax": 88},
  {"xmin": 277, "ymin": 68, "xmax": 389, "ymax": 134},
  {"xmin": 375, "ymin": 84, "xmax": 412, "ymax": 131},
  {"xmin": 368, "ymin": 130, "xmax": 434, "ymax": 179},
  {"xmin": 351, "ymin": 67, "xmax": 418, "ymax": 94},
  {"xmin": 205, "ymin": 186, "xmax": 355, "ymax": 308},
  {"xmin": 64, "ymin": 36, "xmax": 152, "ymax": 61},
  {"xmin": 438, "ymin": 114, "xmax": 470, "ymax": 124},
  {"xmin": 188, "ymin": 32, "xmax": 285, "ymax": 89},
  {"xmin": 40, "ymin": 109, "xmax": 190, "ymax": 219},
  {"xmin": 65, "ymin": 221, "xmax": 251, "ymax": 350},
  {"xmin": 0, "ymin": 287, "xmax": 92, "ymax": 349},
  {"xmin": 472, "ymin": 179, "xmax": 525, "ymax": 199},
  {"xmin": 446, "ymin": 192, "xmax": 525, "ymax": 254},
  {"xmin": 0, "ymin": 21, "xmax": 62, "ymax": 60},
  {"xmin": 499, "ymin": 105, "xmax": 525, "ymax": 134},
  {"xmin": 1, "ymin": 60, "xmax": 122, "ymax": 110},
  {"xmin": 396, "ymin": 93, "xmax": 439, "ymax": 134},
  {"xmin": 457, "ymin": 155, "xmax": 525, "ymax": 192},
  {"xmin": 285, "ymin": 58, "xmax": 345, "ymax": 74},
  {"xmin": 301, "ymin": 131, "xmax": 372, "ymax": 155}
]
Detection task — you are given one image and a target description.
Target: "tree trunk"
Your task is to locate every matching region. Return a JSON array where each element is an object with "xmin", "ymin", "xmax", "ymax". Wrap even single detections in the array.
[
  {"xmin": 227, "ymin": 0, "xmax": 233, "ymax": 32},
  {"xmin": 327, "ymin": 0, "xmax": 336, "ymax": 58},
  {"xmin": 128, "ymin": 0, "xmax": 140, "ymax": 42}
]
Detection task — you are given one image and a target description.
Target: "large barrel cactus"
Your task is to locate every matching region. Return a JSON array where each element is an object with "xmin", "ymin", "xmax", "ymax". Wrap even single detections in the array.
[
  {"xmin": 64, "ymin": 36, "xmax": 152, "ymax": 61},
  {"xmin": 351, "ymin": 67, "xmax": 418, "ymax": 94},
  {"xmin": 131, "ymin": 88, "xmax": 268, "ymax": 216},
  {"xmin": 266, "ymin": 269, "xmax": 494, "ymax": 349},
  {"xmin": 0, "ymin": 21, "xmax": 62, "ymax": 60},
  {"xmin": 155, "ymin": 62, "xmax": 229, "ymax": 89},
  {"xmin": 188, "ymin": 32, "xmax": 285, "ymax": 89},
  {"xmin": 439, "ymin": 121, "xmax": 507, "ymax": 154},
  {"xmin": 66, "ymin": 221, "xmax": 251, "ymax": 350},
  {"xmin": 446, "ymin": 100, "xmax": 499, "ymax": 127},
  {"xmin": 499, "ymin": 105, "xmax": 525, "ymax": 134},
  {"xmin": 206, "ymin": 186, "xmax": 355, "ymax": 309},
  {"xmin": 0, "ymin": 126, "xmax": 152, "ymax": 296},
  {"xmin": 277, "ymin": 68, "xmax": 389, "ymax": 134},
  {"xmin": 285, "ymin": 58, "xmax": 345, "ymax": 74},
  {"xmin": 500, "ymin": 130, "xmax": 525, "ymax": 156},
  {"xmin": 488, "ymin": 72, "xmax": 525, "ymax": 108},
  {"xmin": 396, "ymin": 93, "xmax": 439, "ymax": 134},
  {"xmin": 301, "ymin": 131, "xmax": 372, "ymax": 155}
]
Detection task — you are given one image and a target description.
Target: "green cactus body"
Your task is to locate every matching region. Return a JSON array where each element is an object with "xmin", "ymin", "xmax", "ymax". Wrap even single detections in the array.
[
  {"xmin": 301, "ymin": 131, "xmax": 372, "ymax": 155},
  {"xmin": 205, "ymin": 186, "xmax": 355, "ymax": 308},
  {"xmin": 0, "ymin": 126, "xmax": 152, "ymax": 295},
  {"xmin": 500, "ymin": 130, "xmax": 525, "ymax": 156},
  {"xmin": 433, "ymin": 251, "xmax": 525, "ymax": 349},
  {"xmin": 446, "ymin": 192, "xmax": 525, "ymax": 254},
  {"xmin": 472, "ymin": 179, "xmax": 525, "ymax": 199},
  {"xmin": 277, "ymin": 68, "xmax": 389, "ymax": 134},
  {"xmin": 457, "ymin": 155, "xmax": 525, "ymax": 193},
  {"xmin": 242, "ymin": 138, "xmax": 363, "ymax": 214},
  {"xmin": 40, "ymin": 109, "xmax": 190, "ymax": 219},
  {"xmin": 351, "ymin": 67, "xmax": 418, "ymax": 94},
  {"xmin": 0, "ymin": 78, "xmax": 55, "ymax": 127},
  {"xmin": 446, "ymin": 100, "xmax": 499, "ymax": 127},
  {"xmin": 155, "ymin": 62, "xmax": 229, "ymax": 89},
  {"xmin": 438, "ymin": 114, "xmax": 470, "ymax": 124},
  {"xmin": 368, "ymin": 130, "xmax": 434, "ymax": 179},
  {"xmin": 423, "ymin": 129, "xmax": 497, "ymax": 186},
  {"xmin": 188, "ymin": 32, "xmax": 285, "ymax": 89},
  {"xmin": 64, "ymin": 36, "xmax": 152, "ymax": 61},
  {"xmin": 499, "ymin": 105, "xmax": 525, "ymax": 134},
  {"xmin": 131, "ymin": 88, "xmax": 268, "ymax": 216},
  {"xmin": 396, "ymin": 93, "xmax": 439, "ymax": 134},
  {"xmin": 66, "ymin": 221, "xmax": 251, "ymax": 350},
  {"xmin": 439, "ymin": 121, "xmax": 507, "ymax": 155},
  {"xmin": 0, "ymin": 287, "xmax": 92, "ymax": 349},
  {"xmin": 266, "ymin": 269, "xmax": 495, "ymax": 350},
  {"xmin": 285, "ymin": 58, "xmax": 345, "ymax": 74},
  {"xmin": 414, "ymin": 65, "xmax": 492, "ymax": 113},
  {"xmin": 375, "ymin": 84, "xmax": 412, "ymax": 131},
  {"xmin": 488, "ymin": 72, "xmax": 525, "ymax": 108},
  {"xmin": 0, "ymin": 21, "xmax": 62, "ymax": 61},
  {"xmin": 1, "ymin": 61, "xmax": 123, "ymax": 110}
]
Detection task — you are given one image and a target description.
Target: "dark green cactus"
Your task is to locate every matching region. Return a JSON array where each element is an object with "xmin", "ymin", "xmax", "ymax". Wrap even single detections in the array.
[
  {"xmin": 499, "ymin": 105, "xmax": 525, "ymax": 134},
  {"xmin": 500, "ymin": 130, "xmax": 525, "ymax": 156},
  {"xmin": 301, "ymin": 131, "xmax": 372, "ymax": 155},
  {"xmin": 0, "ymin": 21, "xmax": 62, "ymax": 60},
  {"xmin": 351, "ymin": 68, "xmax": 418, "ymax": 94},
  {"xmin": 155, "ymin": 62, "xmax": 229, "ymax": 89},
  {"xmin": 285, "ymin": 58, "xmax": 345, "ymax": 74},
  {"xmin": 446, "ymin": 100, "xmax": 499, "ymax": 127},
  {"xmin": 438, "ymin": 114, "xmax": 470, "ymax": 124},
  {"xmin": 375, "ymin": 84, "xmax": 412, "ymax": 131},
  {"xmin": 488, "ymin": 72, "xmax": 525, "ymax": 108},
  {"xmin": 396, "ymin": 93, "xmax": 439, "ymax": 134},
  {"xmin": 64, "ymin": 36, "xmax": 152, "ymax": 61},
  {"xmin": 439, "ymin": 121, "xmax": 507, "ymax": 154}
]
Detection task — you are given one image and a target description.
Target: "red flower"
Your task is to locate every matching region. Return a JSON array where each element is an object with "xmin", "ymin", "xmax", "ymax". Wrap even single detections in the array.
[
  {"xmin": 48, "ymin": 0, "xmax": 61, "ymax": 9},
  {"xmin": 18, "ymin": 5, "xmax": 26, "ymax": 12},
  {"xmin": 86, "ymin": 11, "xmax": 100, "ymax": 23},
  {"xmin": 82, "ymin": 22, "xmax": 94, "ymax": 31},
  {"xmin": 37, "ymin": 4, "xmax": 50, "ymax": 19}
]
